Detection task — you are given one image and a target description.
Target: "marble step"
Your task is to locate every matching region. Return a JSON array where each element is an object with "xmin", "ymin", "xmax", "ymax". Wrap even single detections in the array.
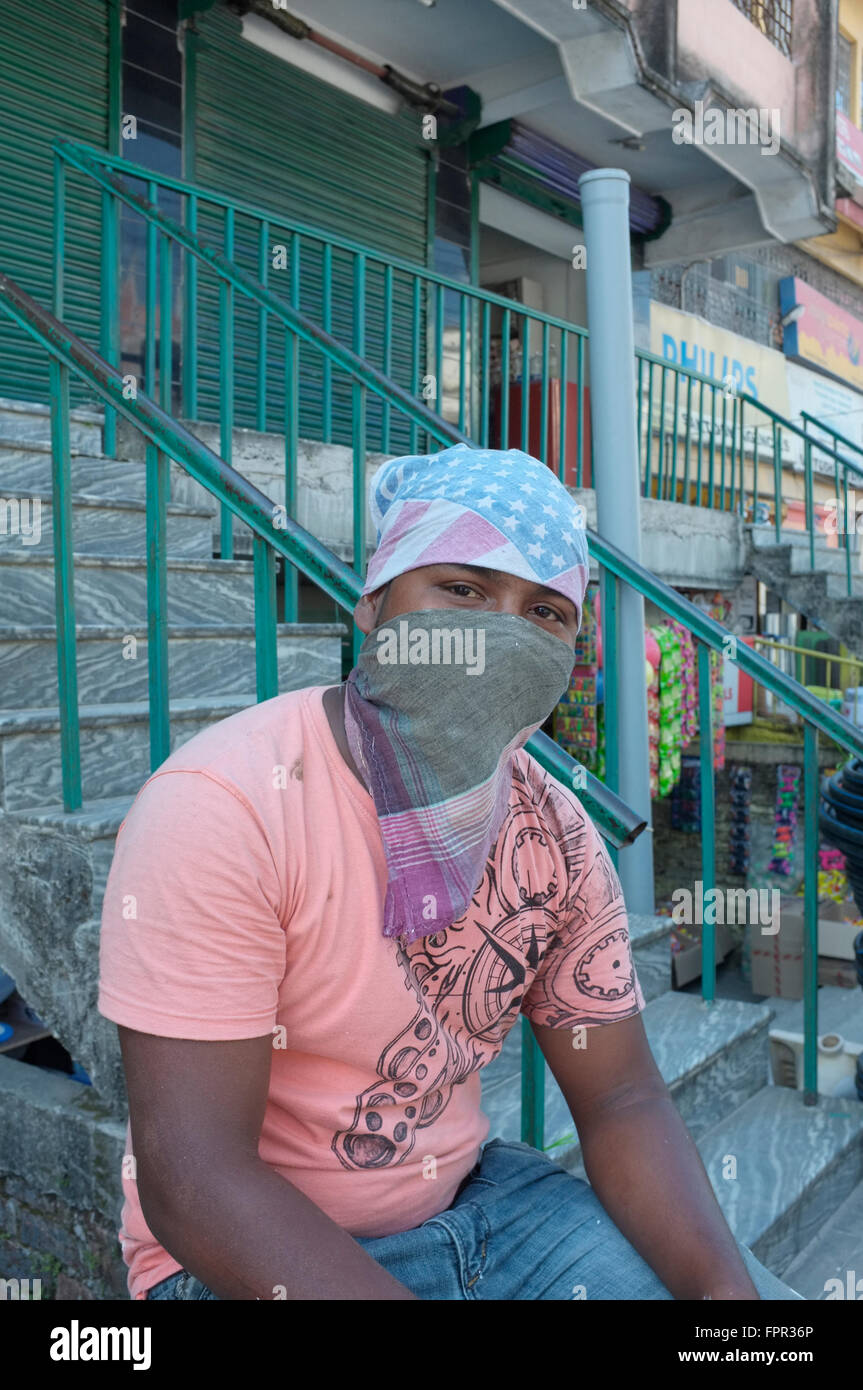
[
  {"xmin": 696, "ymin": 1084, "xmax": 863, "ymax": 1278},
  {"xmin": 780, "ymin": 1175, "xmax": 863, "ymax": 1299},
  {"xmin": 0, "ymin": 622, "xmax": 345, "ymax": 709},
  {"xmin": 0, "ymin": 440, "xmax": 220, "ymax": 511},
  {"xmin": 0, "ymin": 491, "xmax": 213, "ymax": 559},
  {"xmin": 0, "ymin": 551, "xmax": 257, "ymax": 626},
  {"xmin": 0, "ymin": 398, "xmax": 102, "ymax": 453},
  {"xmin": 767, "ymin": 985, "xmax": 863, "ymax": 1046},
  {"xmin": 0, "ymin": 694, "xmax": 270, "ymax": 811},
  {"xmin": 5, "ymin": 795, "xmax": 152, "ymax": 920},
  {"xmin": 481, "ymin": 973, "xmax": 772, "ymax": 1164},
  {"xmin": 1, "ymin": 441, "xmax": 148, "ymax": 502}
]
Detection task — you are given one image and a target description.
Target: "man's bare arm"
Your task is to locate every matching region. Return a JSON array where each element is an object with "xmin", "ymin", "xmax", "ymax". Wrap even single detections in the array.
[
  {"xmin": 119, "ymin": 1027, "xmax": 418, "ymax": 1300},
  {"xmin": 531, "ymin": 1014, "xmax": 760, "ymax": 1300}
]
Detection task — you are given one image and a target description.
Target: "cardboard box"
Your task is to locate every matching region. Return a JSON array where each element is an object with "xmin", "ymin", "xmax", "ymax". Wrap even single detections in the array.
[
  {"xmin": 750, "ymin": 897, "xmax": 863, "ymax": 997},
  {"xmin": 672, "ymin": 922, "xmax": 734, "ymax": 989}
]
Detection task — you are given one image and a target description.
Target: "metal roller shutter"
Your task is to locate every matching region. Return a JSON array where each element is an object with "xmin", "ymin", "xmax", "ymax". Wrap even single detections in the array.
[
  {"xmin": 0, "ymin": 0, "xmax": 109, "ymax": 405},
  {"xmin": 193, "ymin": 4, "xmax": 430, "ymax": 449}
]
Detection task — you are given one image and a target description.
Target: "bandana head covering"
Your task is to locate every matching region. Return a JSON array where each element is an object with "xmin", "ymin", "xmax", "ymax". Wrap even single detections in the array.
[
  {"xmin": 346, "ymin": 444, "xmax": 590, "ymax": 947},
  {"xmin": 362, "ymin": 443, "xmax": 589, "ymax": 626}
]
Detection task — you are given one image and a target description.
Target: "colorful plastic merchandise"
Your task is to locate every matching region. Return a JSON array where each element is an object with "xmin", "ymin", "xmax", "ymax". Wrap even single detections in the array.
[
  {"xmin": 651, "ymin": 624, "xmax": 683, "ymax": 797},
  {"xmin": 665, "ymin": 620, "xmax": 698, "ymax": 743},
  {"xmin": 646, "ymin": 651, "xmax": 660, "ymax": 799},
  {"xmin": 768, "ymin": 763, "xmax": 800, "ymax": 877},
  {"xmin": 728, "ymin": 765, "xmax": 752, "ymax": 875},
  {"xmin": 671, "ymin": 756, "xmax": 701, "ymax": 831},
  {"xmin": 555, "ymin": 586, "xmax": 599, "ymax": 770},
  {"xmin": 686, "ymin": 591, "xmax": 727, "ymax": 771}
]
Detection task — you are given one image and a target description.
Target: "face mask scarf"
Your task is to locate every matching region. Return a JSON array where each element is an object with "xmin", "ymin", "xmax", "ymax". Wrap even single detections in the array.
[{"xmin": 343, "ymin": 608, "xmax": 576, "ymax": 946}]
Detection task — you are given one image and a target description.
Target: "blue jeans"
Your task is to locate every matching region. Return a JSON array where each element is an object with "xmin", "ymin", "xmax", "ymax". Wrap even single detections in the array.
[{"xmin": 145, "ymin": 1138, "xmax": 803, "ymax": 1301}]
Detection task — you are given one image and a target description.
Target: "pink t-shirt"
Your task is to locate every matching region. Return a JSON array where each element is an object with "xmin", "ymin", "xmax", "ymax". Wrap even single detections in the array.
[{"xmin": 98, "ymin": 685, "xmax": 645, "ymax": 1299}]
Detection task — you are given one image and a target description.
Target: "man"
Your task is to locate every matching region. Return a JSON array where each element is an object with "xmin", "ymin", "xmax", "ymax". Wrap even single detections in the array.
[{"xmin": 98, "ymin": 444, "xmax": 801, "ymax": 1301}]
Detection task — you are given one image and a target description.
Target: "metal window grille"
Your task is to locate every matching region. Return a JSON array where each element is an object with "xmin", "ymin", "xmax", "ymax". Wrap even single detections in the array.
[{"xmin": 730, "ymin": 0, "xmax": 792, "ymax": 58}]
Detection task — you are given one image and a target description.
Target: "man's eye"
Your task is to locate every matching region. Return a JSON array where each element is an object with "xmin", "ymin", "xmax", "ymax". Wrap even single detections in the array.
[
  {"xmin": 533, "ymin": 605, "xmax": 562, "ymax": 622},
  {"xmin": 445, "ymin": 583, "xmax": 478, "ymax": 597}
]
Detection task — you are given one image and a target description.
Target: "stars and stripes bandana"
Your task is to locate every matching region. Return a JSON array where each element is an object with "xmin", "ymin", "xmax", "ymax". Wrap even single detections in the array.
[
  {"xmin": 345, "ymin": 445, "xmax": 590, "ymax": 946},
  {"xmin": 362, "ymin": 442, "xmax": 590, "ymax": 626}
]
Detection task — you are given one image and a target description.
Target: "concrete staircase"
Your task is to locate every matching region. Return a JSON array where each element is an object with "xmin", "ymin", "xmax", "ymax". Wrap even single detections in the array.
[
  {"xmin": 747, "ymin": 526, "xmax": 863, "ymax": 649},
  {"xmin": 0, "ymin": 396, "xmax": 346, "ymax": 1109},
  {"xmin": 481, "ymin": 931, "xmax": 863, "ymax": 1294}
]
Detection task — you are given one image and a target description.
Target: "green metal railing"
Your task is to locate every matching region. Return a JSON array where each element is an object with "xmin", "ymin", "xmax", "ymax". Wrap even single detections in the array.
[
  {"xmin": 55, "ymin": 139, "xmax": 863, "ymax": 598},
  {"xmin": 55, "ymin": 140, "xmax": 591, "ymax": 486},
  {"xmin": 6, "ymin": 138, "xmax": 863, "ymax": 1144},
  {"xmin": 636, "ymin": 350, "xmax": 863, "ymax": 595}
]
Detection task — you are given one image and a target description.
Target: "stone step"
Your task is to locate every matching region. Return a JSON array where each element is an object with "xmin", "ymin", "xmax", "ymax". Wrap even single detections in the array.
[
  {"xmin": 481, "ymin": 974, "xmax": 772, "ymax": 1165},
  {"xmin": 0, "ymin": 397, "xmax": 102, "ymax": 453},
  {"xmin": 2, "ymin": 795, "xmax": 145, "ymax": 922},
  {"xmin": 826, "ymin": 571, "xmax": 863, "ymax": 601},
  {"xmin": 0, "ymin": 694, "xmax": 267, "ymax": 811},
  {"xmin": 788, "ymin": 544, "xmax": 856, "ymax": 578},
  {"xmin": 0, "ymin": 622, "xmax": 345, "ymax": 709},
  {"xmin": 749, "ymin": 527, "xmax": 838, "ymax": 553},
  {"xmin": 695, "ymin": 1084, "xmax": 863, "ymax": 1278},
  {"xmin": 781, "ymin": 1175, "xmax": 863, "ymax": 1299},
  {"xmin": 767, "ymin": 985, "xmax": 863, "ymax": 1044},
  {"xmin": 0, "ymin": 491, "xmax": 213, "ymax": 559},
  {"xmin": 1, "ymin": 441, "xmax": 149, "ymax": 502},
  {"xmin": 0, "ymin": 551, "xmax": 256, "ymax": 626}
]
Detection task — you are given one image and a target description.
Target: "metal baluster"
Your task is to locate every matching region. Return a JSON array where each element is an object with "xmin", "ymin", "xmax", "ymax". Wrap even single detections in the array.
[
  {"xmin": 254, "ymin": 536, "xmax": 279, "ymax": 701},
  {"xmin": 256, "ymin": 219, "xmax": 269, "ymax": 432},
  {"xmin": 645, "ymin": 361, "xmax": 654, "ymax": 496},
  {"xmin": 481, "ymin": 300, "xmax": 490, "ymax": 448},
  {"xmin": 773, "ymin": 421, "xmax": 782, "ymax": 543},
  {"xmin": 410, "ymin": 276, "xmax": 421, "ymax": 452},
  {"xmin": 353, "ymin": 252, "xmax": 367, "ymax": 660},
  {"xmin": 540, "ymin": 321, "xmax": 549, "ymax": 465},
  {"xmin": 698, "ymin": 642, "xmax": 716, "ymax": 1004},
  {"xmin": 183, "ymin": 193, "xmax": 198, "ymax": 422},
  {"xmin": 383, "ymin": 263, "xmax": 394, "ymax": 453},
  {"xmin": 708, "ymin": 386, "xmax": 716, "ymax": 509},
  {"xmin": 458, "ymin": 293, "xmax": 467, "ymax": 436},
  {"xmin": 500, "ymin": 306, "xmax": 511, "ymax": 450},
  {"xmin": 670, "ymin": 370, "xmax": 680, "ymax": 502},
  {"xmin": 719, "ymin": 389, "xmax": 728, "ymax": 510},
  {"xmin": 49, "ymin": 358, "xmax": 82, "ymax": 811},
  {"xmin": 284, "ymin": 322, "xmax": 299, "ymax": 623},
  {"xmin": 657, "ymin": 367, "xmax": 667, "ymax": 499},
  {"xmin": 803, "ymin": 722, "xmax": 819, "ymax": 1105},
  {"xmin": 100, "ymin": 185, "xmax": 119, "ymax": 459},
  {"xmin": 558, "ymin": 332, "xmax": 568, "ymax": 485},
  {"xmin": 575, "ymin": 334, "xmax": 584, "ymax": 487},
  {"xmin": 322, "ymin": 242, "xmax": 333, "ymax": 442},
  {"xmin": 684, "ymin": 373, "xmax": 693, "ymax": 504},
  {"xmin": 520, "ymin": 314, "xmax": 530, "ymax": 451},
  {"xmin": 219, "ymin": 205, "xmax": 235, "ymax": 560},
  {"xmin": 283, "ymin": 233, "xmax": 301, "ymax": 623}
]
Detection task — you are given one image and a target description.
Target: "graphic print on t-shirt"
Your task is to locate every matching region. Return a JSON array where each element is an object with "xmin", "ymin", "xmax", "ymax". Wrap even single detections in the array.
[{"xmin": 331, "ymin": 758, "xmax": 641, "ymax": 1171}]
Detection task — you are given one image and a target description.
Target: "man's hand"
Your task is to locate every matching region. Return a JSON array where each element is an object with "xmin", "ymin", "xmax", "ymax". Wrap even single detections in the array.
[
  {"xmin": 531, "ymin": 1014, "xmax": 760, "ymax": 1300},
  {"xmin": 119, "ymin": 1027, "xmax": 418, "ymax": 1300}
]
